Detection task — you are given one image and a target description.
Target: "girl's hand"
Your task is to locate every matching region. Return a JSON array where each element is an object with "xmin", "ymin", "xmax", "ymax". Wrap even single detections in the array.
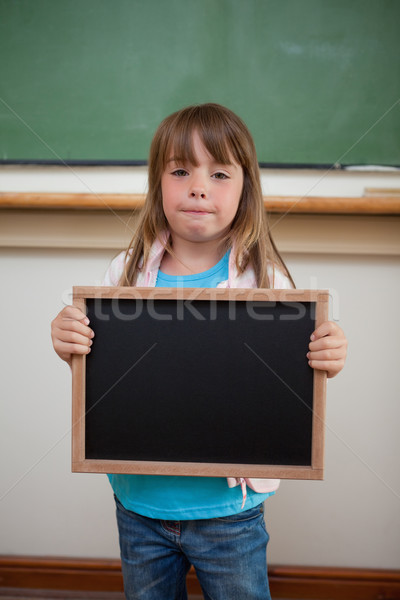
[
  {"xmin": 307, "ymin": 321, "xmax": 347, "ymax": 379},
  {"xmin": 51, "ymin": 306, "xmax": 94, "ymax": 368}
]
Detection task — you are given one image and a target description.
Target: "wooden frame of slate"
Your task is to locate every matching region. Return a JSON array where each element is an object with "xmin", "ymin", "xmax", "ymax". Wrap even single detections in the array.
[{"xmin": 72, "ymin": 287, "xmax": 329, "ymax": 480}]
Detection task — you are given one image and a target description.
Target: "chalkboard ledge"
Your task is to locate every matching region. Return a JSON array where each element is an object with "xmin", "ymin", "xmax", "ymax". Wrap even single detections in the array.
[{"xmin": 1, "ymin": 192, "xmax": 400, "ymax": 214}]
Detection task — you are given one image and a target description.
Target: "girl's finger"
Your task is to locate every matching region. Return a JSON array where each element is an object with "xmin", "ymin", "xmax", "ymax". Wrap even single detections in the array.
[
  {"xmin": 308, "ymin": 336, "xmax": 346, "ymax": 352},
  {"xmin": 308, "ymin": 358, "xmax": 345, "ymax": 378},
  {"xmin": 307, "ymin": 347, "xmax": 344, "ymax": 362},
  {"xmin": 54, "ymin": 328, "xmax": 94, "ymax": 347},
  {"xmin": 310, "ymin": 321, "xmax": 344, "ymax": 341},
  {"xmin": 57, "ymin": 318, "xmax": 94, "ymax": 339},
  {"xmin": 61, "ymin": 306, "xmax": 89, "ymax": 324},
  {"xmin": 54, "ymin": 341, "xmax": 92, "ymax": 356}
]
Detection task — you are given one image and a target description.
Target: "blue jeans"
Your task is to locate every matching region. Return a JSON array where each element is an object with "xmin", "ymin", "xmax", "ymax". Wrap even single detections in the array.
[{"xmin": 115, "ymin": 495, "xmax": 271, "ymax": 600}]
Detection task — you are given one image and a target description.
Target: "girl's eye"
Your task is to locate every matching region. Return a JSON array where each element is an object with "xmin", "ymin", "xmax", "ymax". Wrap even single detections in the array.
[
  {"xmin": 172, "ymin": 169, "xmax": 188, "ymax": 177},
  {"xmin": 213, "ymin": 172, "xmax": 228, "ymax": 180}
]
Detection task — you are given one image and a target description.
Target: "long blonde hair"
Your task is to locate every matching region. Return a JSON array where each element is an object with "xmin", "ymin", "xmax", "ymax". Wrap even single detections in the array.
[{"xmin": 120, "ymin": 103, "xmax": 294, "ymax": 288}]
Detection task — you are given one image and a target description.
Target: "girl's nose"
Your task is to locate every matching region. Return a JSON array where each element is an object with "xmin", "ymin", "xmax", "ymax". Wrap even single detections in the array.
[
  {"xmin": 190, "ymin": 189, "xmax": 206, "ymax": 199},
  {"xmin": 189, "ymin": 172, "xmax": 207, "ymax": 199},
  {"xmin": 190, "ymin": 179, "xmax": 207, "ymax": 199}
]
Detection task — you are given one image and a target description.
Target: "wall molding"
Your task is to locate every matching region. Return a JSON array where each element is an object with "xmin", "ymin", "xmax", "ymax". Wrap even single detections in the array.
[
  {"xmin": 0, "ymin": 556, "xmax": 399, "ymax": 600},
  {"xmin": 1, "ymin": 209, "xmax": 399, "ymax": 256}
]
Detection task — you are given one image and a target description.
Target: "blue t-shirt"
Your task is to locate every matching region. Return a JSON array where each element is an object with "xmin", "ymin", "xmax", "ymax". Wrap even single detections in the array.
[{"xmin": 108, "ymin": 252, "xmax": 273, "ymax": 519}]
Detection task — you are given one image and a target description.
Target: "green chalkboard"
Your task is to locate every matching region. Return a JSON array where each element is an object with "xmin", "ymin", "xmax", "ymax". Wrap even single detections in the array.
[{"xmin": 0, "ymin": 0, "xmax": 399, "ymax": 166}]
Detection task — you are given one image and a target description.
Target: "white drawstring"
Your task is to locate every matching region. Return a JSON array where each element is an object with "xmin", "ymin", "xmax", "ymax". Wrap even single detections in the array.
[{"xmin": 239, "ymin": 478, "xmax": 247, "ymax": 509}]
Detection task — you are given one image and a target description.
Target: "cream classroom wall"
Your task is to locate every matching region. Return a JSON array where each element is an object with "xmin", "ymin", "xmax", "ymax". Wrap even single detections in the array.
[{"xmin": 0, "ymin": 166, "xmax": 399, "ymax": 568}]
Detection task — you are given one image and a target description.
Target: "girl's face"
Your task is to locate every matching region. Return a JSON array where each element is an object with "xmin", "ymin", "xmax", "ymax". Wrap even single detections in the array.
[{"xmin": 161, "ymin": 131, "xmax": 244, "ymax": 249}]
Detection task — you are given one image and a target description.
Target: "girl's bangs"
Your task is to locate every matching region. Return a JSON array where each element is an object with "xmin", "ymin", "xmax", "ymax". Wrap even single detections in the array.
[{"xmin": 162, "ymin": 113, "xmax": 243, "ymax": 169}]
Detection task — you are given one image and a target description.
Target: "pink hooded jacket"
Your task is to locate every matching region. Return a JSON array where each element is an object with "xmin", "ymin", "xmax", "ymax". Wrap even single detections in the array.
[{"xmin": 102, "ymin": 231, "xmax": 293, "ymax": 504}]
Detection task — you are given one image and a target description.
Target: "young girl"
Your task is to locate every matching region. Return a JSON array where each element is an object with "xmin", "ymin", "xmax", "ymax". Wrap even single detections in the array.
[{"xmin": 51, "ymin": 103, "xmax": 347, "ymax": 600}]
